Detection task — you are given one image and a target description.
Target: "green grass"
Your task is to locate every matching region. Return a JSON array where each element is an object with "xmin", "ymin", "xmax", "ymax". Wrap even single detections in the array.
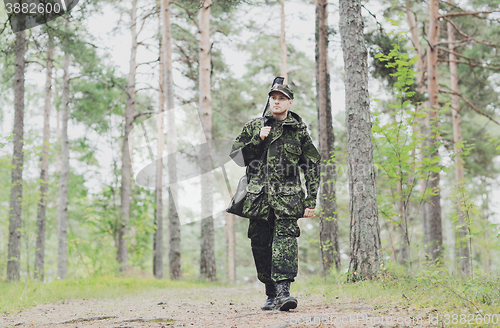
[
  {"xmin": 0, "ymin": 275, "xmax": 225, "ymax": 314},
  {"xmin": 2, "ymin": 271, "xmax": 500, "ymax": 327},
  {"xmin": 295, "ymin": 270, "xmax": 500, "ymax": 326}
]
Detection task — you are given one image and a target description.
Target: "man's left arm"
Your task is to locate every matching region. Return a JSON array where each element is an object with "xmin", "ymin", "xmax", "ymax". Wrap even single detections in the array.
[{"xmin": 298, "ymin": 130, "xmax": 321, "ymax": 213}]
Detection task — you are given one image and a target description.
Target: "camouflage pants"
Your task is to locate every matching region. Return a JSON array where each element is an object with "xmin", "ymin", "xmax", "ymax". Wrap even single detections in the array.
[{"xmin": 247, "ymin": 209, "xmax": 300, "ymax": 284}]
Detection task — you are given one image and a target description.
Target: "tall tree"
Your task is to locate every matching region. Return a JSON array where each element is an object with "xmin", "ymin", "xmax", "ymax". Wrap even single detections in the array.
[
  {"xmin": 118, "ymin": 0, "xmax": 139, "ymax": 272},
  {"xmin": 423, "ymin": 0, "xmax": 443, "ymax": 263},
  {"xmin": 7, "ymin": 30, "xmax": 26, "ymax": 282},
  {"xmin": 447, "ymin": 20, "xmax": 468, "ymax": 274},
  {"xmin": 35, "ymin": 33, "xmax": 54, "ymax": 281},
  {"xmin": 315, "ymin": 0, "xmax": 340, "ymax": 273},
  {"xmin": 339, "ymin": 0, "xmax": 381, "ymax": 281},
  {"xmin": 225, "ymin": 212, "xmax": 236, "ymax": 283},
  {"xmin": 162, "ymin": 0, "xmax": 181, "ymax": 280},
  {"xmin": 153, "ymin": 14, "xmax": 165, "ymax": 278},
  {"xmin": 199, "ymin": 0, "xmax": 216, "ymax": 281},
  {"xmin": 279, "ymin": 0, "xmax": 287, "ymax": 82},
  {"xmin": 57, "ymin": 49, "xmax": 71, "ymax": 280},
  {"xmin": 405, "ymin": 1, "xmax": 427, "ymax": 262}
]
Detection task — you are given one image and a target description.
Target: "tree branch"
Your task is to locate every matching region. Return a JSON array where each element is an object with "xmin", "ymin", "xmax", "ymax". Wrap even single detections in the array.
[
  {"xmin": 438, "ymin": 10, "xmax": 498, "ymax": 19},
  {"xmin": 443, "ymin": 17, "xmax": 499, "ymax": 47},
  {"xmin": 136, "ymin": 59, "xmax": 159, "ymax": 69},
  {"xmin": 133, "ymin": 110, "xmax": 157, "ymax": 121},
  {"xmin": 437, "ymin": 46, "xmax": 483, "ymax": 64},
  {"xmin": 439, "ymin": 89, "xmax": 500, "ymax": 125},
  {"xmin": 171, "ymin": 1, "xmax": 200, "ymax": 31},
  {"xmin": 25, "ymin": 59, "xmax": 46, "ymax": 67},
  {"xmin": 438, "ymin": 58, "xmax": 500, "ymax": 71}
]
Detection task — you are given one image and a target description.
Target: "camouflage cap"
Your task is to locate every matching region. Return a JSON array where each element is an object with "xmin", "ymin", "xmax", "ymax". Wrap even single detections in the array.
[{"xmin": 268, "ymin": 83, "xmax": 294, "ymax": 100}]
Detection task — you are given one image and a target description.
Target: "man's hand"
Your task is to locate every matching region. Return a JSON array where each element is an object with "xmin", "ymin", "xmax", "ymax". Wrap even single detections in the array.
[
  {"xmin": 260, "ymin": 126, "xmax": 271, "ymax": 140},
  {"xmin": 303, "ymin": 208, "xmax": 315, "ymax": 218}
]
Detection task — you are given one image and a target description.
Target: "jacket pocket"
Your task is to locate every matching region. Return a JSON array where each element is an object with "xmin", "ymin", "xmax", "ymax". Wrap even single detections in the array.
[
  {"xmin": 283, "ymin": 142, "xmax": 302, "ymax": 174},
  {"xmin": 242, "ymin": 184, "xmax": 269, "ymax": 218},
  {"xmin": 271, "ymin": 186, "xmax": 305, "ymax": 218}
]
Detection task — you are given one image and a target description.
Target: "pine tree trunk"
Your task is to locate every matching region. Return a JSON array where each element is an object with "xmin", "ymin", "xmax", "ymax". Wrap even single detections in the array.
[
  {"xmin": 447, "ymin": 20, "xmax": 469, "ymax": 274},
  {"xmin": 154, "ymin": 24, "xmax": 165, "ymax": 279},
  {"xmin": 339, "ymin": 0, "xmax": 382, "ymax": 281},
  {"xmin": 57, "ymin": 50, "xmax": 71, "ymax": 280},
  {"xmin": 7, "ymin": 29, "xmax": 26, "ymax": 282},
  {"xmin": 55, "ymin": 82, "xmax": 62, "ymax": 173},
  {"xmin": 162, "ymin": 0, "xmax": 181, "ymax": 280},
  {"xmin": 35, "ymin": 34, "xmax": 54, "ymax": 281},
  {"xmin": 225, "ymin": 212, "xmax": 236, "ymax": 283},
  {"xmin": 424, "ymin": 0, "xmax": 443, "ymax": 263},
  {"xmin": 118, "ymin": 0, "xmax": 138, "ymax": 272},
  {"xmin": 397, "ymin": 178, "xmax": 409, "ymax": 264},
  {"xmin": 280, "ymin": 0, "xmax": 287, "ymax": 82},
  {"xmin": 315, "ymin": 0, "xmax": 340, "ymax": 273},
  {"xmin": 199, "ymin": 0, "xmax": 216, "ymax": 281}
]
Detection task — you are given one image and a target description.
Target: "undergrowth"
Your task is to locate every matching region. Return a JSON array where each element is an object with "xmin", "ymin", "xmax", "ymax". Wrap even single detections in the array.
[
  {"xmin": 295, "ymin": 269, "xmax": 500, "ymax": 325},
  {"xmin": 0, "ymin": 275, "xmax": 223, "ymax": 314}
]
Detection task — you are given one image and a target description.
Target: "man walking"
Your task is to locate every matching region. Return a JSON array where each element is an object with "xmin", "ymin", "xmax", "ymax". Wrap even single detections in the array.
[{"xmin": 229, "ymin": 78, "xmax": 321, "ymax": 311}]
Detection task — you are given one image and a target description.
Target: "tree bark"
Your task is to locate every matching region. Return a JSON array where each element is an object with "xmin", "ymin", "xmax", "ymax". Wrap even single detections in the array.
[
  {"xmin": 118, "ymin": 0, "xmax": 138, "ymax": 272},
  {"xmin": 225, "ymin": 212, "xmax": 236, "ymax": 283},
  {"xmin": 153, "ymin": 21, "xmax": 165, "ymax": 279},
  {"xmin": 447, "ymin": 20, "xmax": 469, "ymax": 274},
  {"xmin": 7, "ymin": 29, "xmax": 26, "ymax": 282},
  {"xmin": 162, "ymin": 0, "xmax": 181, "ymax": 280},
  {"xmin": 424, "ymin": 0, "xmax": 443, "ymax": 263},
  {"xmin": 405, "ymin": 1, "xmax": 428, "ymax": 267},
  {"xmin": 280, "ymin": 0, "xmax": 287, "ymax": 83},
  {"xmin": 35, "ymin": 33, "xmax": 54, "ymax": 281},
  {"xmin": 396, "ymin": 177, "xmax": 409, "ymax": 264},
  {"xmin": 57, "ymin": 50, "xmax": 71, "ymax": 280},
  {"xmin": 199, "ymin": 0, "xmax": 216, "ymax": 281},
  {"xmin": 339, "ymin": 0, "xmax": 382, "ymax": 281},
  {"xmin": 315, "ymin": 0, "xmax": 340, "ymax": 274}
]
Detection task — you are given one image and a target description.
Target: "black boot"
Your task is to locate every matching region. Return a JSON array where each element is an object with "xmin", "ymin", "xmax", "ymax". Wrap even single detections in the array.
[
  {"xmin": 261, "ymin": 283, "xmax": 277, "ymax": 310},
  {"xmin": 275, "ymin": 280, "xmax": 297, "ymax": 311}
]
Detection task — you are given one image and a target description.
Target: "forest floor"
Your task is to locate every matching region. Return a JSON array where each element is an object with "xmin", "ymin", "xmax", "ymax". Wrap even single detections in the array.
[{"xmin": 1, "ymin": 283, "xmax": 443, "ymax": 328}]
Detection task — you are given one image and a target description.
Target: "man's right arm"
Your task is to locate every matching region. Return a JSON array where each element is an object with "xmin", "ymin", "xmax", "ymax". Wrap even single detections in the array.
[{"xmin": 229, "ymin": 120, "xmax": 264, "ymax": 167}]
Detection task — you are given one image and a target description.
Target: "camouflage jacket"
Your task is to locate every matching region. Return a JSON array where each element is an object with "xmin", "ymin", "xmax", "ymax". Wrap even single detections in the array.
[{"xmin": 230, "ymin": 110, "xmax": 321, "ymax": 219}]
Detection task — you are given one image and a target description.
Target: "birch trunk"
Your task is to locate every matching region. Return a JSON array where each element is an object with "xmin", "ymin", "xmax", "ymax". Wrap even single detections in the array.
[
  {"xmin": 397, "ymin": 178, "xmax": 409, "ymax": 264},
  {"xmin": 405, "ymin": 1, "xmax": 428, "ymax": 266},
  {"xmin": 339, "ymin": 0, "xmax": 382, "ymax": 281},
  {"xmin": 35, "ymin": 34, "xmax": 54, "ymax": 281},
  {"xmin": 424, "ymin": 0, "xmax": 443, "ymax": 263},
  {"xmin": 153, "ymin": 24, "xmax": 165, "ymax": 279},
  {"xmin": 225, "ymin": 212, "xmax": 236, "ymax": 284},
  {"xmin": 7, "ymin": 29, "xmax": 26, "ymax": 282},
  {"xmin": 199, "ymin": 0, "xmax": 216, "ymax": 281},
  {"xmin": 315, "ymin": 0, "xmax": 340, "ymax": 273},
  {"xmin": 280, "ymin": 0, "xmax": 287, "ymax": 82},
  {"xmin": 162, "ymin": 0, "xmax": 181, "ymax": 280},
  {"xmin": 447, "ymin": 20, "xmax": 469, "ymax": 274},
  {"xmin": 57, "ymin": 50, "xmax": 71, "ymax": 280},
  {"xmin": 118, "ymin": 0, "xmax": 138, "ymax": 272}
]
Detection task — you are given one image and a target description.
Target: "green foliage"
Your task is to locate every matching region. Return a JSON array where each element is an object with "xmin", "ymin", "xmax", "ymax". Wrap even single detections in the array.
[
  {"xmin": 0, "ymin": 276, "xmax": 223, "ymax": 314},
  {"xmin": 371, "ymin": 18, "xmax": 438, "ymax": 269},
  {"xmin": 298, "ymin": 271, "xmax": 500, "ymax": 318}
]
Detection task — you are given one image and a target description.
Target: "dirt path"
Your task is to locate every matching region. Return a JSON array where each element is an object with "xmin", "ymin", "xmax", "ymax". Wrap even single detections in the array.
[{"xmin": 1, "ymin": 286, "xmax": 437, "ymax": 328}]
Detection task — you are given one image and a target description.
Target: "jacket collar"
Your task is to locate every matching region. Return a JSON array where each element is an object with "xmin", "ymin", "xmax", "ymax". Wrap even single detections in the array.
[{"xmin": 263, "ymin": 110, "xmax": 301, "ymax": 127}]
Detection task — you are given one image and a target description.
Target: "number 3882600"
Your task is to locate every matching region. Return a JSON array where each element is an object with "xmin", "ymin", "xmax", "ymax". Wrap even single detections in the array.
[{"xmin": 5, "ymin": 1, "xmax": 62, "ymax": 14}]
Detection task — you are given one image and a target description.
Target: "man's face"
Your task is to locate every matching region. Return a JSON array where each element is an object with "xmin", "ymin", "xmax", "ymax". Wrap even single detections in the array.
[{"xmin": 269, "ymin": 91, "xmax": 293, "ymax": 116}]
